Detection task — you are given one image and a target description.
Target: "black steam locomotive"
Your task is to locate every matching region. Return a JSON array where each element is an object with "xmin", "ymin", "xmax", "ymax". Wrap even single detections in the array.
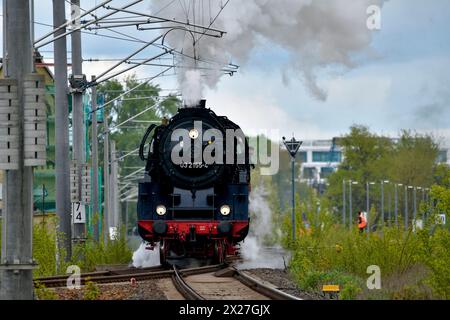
[{"xmin": 137, "ymin": 100, "xmax": 251, "ymax": 264}]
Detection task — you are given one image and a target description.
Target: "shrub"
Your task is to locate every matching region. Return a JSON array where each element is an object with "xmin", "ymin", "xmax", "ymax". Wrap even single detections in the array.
[
  {"xmin": 34, "ymin": 281, "xmax": 58, "ymax": 300},
  {"xmin": 284, "ymin": 206, "xmax": 450, "ymax": 299},
  {"xmin": 84, "ymin": 279, "xmax": 100, "ymax": 300},
  {"xmin": 71, "ymin": 227, "xmax": 132, "ymax": 272}
]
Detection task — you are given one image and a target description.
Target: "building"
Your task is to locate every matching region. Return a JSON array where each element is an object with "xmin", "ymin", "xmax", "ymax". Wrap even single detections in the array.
[
  {"xmin": 297, "ymin": 138, "xmax": 450, "ymax": 186},
  {"xmin": 438, "ymin": 148, "xmax": 449, "ymax": 165},
  {"xmin": 298, "ymin": 139, "xmax": 343, "ymax": 185}
]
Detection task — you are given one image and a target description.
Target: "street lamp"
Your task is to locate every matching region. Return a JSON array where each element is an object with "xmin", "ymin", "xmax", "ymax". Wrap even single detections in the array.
[
  {"xmin": 349, "ymin": 180, "xmax": 358, "ymax": 230},
  {"xmin": 413, "ymin": 186, "xmax": 417, "ymax": 229},
  {"xmin": 395, "ymin": 183, "xmax": 403, "ymax": 227},
  {"xmin": 366, "ymin": 182, "xmax": 376, "ymax": 235},
  {"xmin": 405, "ymin": 185, "xmax": 413, "ymax": 229},
  {"xmin": 381, "ymin": 180, "xmax": 389, "ymax": 228},
  {"xmin": 282, "ymin": 136, "xmax": 303, "ymax": 241},
  {"xmin": 342, "ymin": 179, "xmax": 346, "ymax": 227}
]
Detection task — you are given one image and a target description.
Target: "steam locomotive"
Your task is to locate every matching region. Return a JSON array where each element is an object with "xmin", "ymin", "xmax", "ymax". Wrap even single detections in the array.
[{"xmin": 136, "ymin": 100, "xmax": 251, "ymax": 264}]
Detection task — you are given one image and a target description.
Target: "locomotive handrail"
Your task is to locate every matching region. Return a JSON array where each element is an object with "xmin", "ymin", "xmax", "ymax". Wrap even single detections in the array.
[{"xmin": 139, "ymin": 124, "xmax": 157, "ymax": 161}]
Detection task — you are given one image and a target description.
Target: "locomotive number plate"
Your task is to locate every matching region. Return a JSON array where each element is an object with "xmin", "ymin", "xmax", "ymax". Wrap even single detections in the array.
[{"xmin": 179, "ymin": 162, "xmax": 209, "ymax": 169}]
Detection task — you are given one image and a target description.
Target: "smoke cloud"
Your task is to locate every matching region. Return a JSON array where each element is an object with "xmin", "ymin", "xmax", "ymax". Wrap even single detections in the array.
[
  {"xmin": 132, "ymin": 242, "xmax": 160, "ymax": 268},
  {"xmin": 239, "ymin": 185, "xmax": 288, "ymax": 269},
  {"xmin": 150, "ymin": 0, "xmax": 386, "ymax": 104}
]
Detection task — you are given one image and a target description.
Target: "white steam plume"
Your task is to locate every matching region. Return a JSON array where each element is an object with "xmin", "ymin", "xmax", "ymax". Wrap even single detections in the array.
[
  {"xmin": 150, "ymin": 0, "xmax": 386, "ymax": 104},
  {"xmin": 239, "ymin": 185, "xmax": 288, "ymax": 269},
  {"xmin": 132, "ymin": 242, "xmax": 160, "ymax": 268}
]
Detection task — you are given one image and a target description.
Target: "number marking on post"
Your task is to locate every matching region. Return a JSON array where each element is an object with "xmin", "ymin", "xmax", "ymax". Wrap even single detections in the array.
[{"xmin": 72, "ymin": 202, "xmax": 86, "ymax": 224}]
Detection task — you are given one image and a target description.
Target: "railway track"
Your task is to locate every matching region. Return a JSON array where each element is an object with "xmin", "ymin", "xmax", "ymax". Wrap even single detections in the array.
[
  {"xmin": 34, "ymin": 264, "xmax": 222, "ymax": 288},
  {"xmin": 172, "ymin": 266, "xmax": 301, "ymax": 300},
  {"xmin": 35, "ymin": 263, "xmax": 300, "ymax": 300}
]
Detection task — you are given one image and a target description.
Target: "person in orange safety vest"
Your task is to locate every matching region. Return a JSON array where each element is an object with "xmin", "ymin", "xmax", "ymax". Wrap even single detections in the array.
[{"xmin": 358, "ymin": 211, "xmax": 367, "ymax": 233}]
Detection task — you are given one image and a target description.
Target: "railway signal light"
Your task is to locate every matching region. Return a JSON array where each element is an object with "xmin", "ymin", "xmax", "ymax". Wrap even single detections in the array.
[
  {"xmin": 282, "ymin": 136, "xmax": 303, "ymax": 241},
  {"xmin": 282, "ymin": 136, "xmax": 302, "ymax": 158}
]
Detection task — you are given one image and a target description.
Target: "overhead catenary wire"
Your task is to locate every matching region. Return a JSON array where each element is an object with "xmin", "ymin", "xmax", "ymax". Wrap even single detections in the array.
[
  {"xmin": 35, "ymin": 0, "xmax": 144, "ymax": 49},
  {"xmin": 89, "ymin": 66, "xmax": 174, "ymax": 114},
  {"xmin": 103, "ymin": 104, "xmax": 158, "ymax": 135},
  {"xmin": 34, "ymin": 0, "xmax": 113, "ymax": 44}
]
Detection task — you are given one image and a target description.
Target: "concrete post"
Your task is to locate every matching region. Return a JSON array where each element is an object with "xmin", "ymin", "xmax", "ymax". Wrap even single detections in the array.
[
  {"xmin": 70, "ymin": 0, "xmax": 85, "ymax": 243},
  {"xmin": 0, "ymin": 0, "xmax": 34, "ymax": 300},
  {"xmin": 53, "ymin": 0, "xmax": 72, "ymax": 259}
]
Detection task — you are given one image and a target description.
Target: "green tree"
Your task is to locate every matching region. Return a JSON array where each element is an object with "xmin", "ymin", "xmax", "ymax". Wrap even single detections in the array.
[
  {"xmin": 433, "ymin": 163, "xmax": 450, "ymax": 187},
  {"xmin": 326, "ymin": 125, "xmax": 393, "ymax": 219},
  {"xmin": 326, "ymin": 125, "xmax": 440, "ymax": 224},
  {"xmin": 387, "ymin": 130, "xmax": 439, "ymax": 187}
]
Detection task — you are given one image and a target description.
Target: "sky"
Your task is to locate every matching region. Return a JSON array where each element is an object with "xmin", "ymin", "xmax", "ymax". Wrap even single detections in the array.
[{"xmin": 1, "ymin": 0, "xmax": 449, "ymax": 145}]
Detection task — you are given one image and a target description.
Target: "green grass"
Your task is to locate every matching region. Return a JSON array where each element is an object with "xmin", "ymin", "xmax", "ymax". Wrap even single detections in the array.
[
  {"xmin": 0, "ymin": 218, "xmax": 132, "ymax": 278},
  {"xmin": 283, "ymin": 215, "xmax": 450, "ymax": 299}
]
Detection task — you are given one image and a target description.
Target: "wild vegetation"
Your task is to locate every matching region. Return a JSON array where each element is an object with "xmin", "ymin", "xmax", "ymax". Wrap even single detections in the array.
[{"xmin": 261, "ymin": 125, "xmax": 450, "ymax": 299}]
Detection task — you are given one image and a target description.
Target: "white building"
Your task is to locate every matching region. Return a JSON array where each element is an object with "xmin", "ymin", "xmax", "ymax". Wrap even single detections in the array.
[
  {"xmin": 297, "ymin": 139, "xmax": 450, "ymax": 185},
  {"xmin": 298, "ymin": 139, "xmax": 343, "ymax": 184}
]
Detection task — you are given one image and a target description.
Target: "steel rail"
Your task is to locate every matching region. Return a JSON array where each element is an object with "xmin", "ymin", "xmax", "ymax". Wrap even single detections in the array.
[
  {"xmin": 172, "ymin": 266, "xmax": 205, "ymax": 300},
  {"xmin": 232, "ymin": 268, "xmax": 302, "ymax": 300},
  {"xmin": 35, "ymin": 264, "xmax": 224, "ymax": 289},
  {"xmin": 35, "ymin": 269, "xmax": 173, "ymax": 288},
  {"xmin": 34, "ymin": 265, "xmax": 165, "ymax": 283}
]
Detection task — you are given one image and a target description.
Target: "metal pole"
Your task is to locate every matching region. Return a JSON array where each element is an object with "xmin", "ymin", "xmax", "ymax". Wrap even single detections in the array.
[
  {"xmin": 388, "ymin": 185, "xmax": 391, "ymax": 227},
  {"xmin": 125, "ymin": 200, "xmax": 129, "ymax": 240},
  {"xmin": 71, "ymin": 0, "xmax": 86, "ymax": 243},
  {"xmin": 91, "ymin": 76, "xmax": 99, "ymax": 242},
  {"xmin": 53, "ymin": 0, "xmax": 72, "ymax": 260},
  {"xmin": 291, "ymin": 157, "xmax": 296, "ymax": 241},
  {"xmin": 413, "ymin": 187, "xmax": 417, "ymax": 229},
  {"xmin": 349, "ymin": 181, "xmax": 352, "ymax": 230},
  {"xmin": 42, "ymin": 184, "xmax": 45, "ymax": 228},
  {"xmin": 342, "ymin": 180, "xmax": 346, "ymax": 226},
  {"xmin": 381, "ymin": 181, "xmax": 384, "ymax": 229},
  {"xmin": 422, "ymin": 188, "xmax": 425, "ymax": 222},
  {"xmin": 110, "ymin": 141, "xmax": 119, "ymax": 232},
  {"xmin": 366, "ymin": 182, "xmax": 370, "ymax": 235},
  {"xmin": 103, "ymin": 112, "xmax": 110, "ymax": 244},
  {"xmin": 0, "ymin": 0, "xmax": 34, "ymax": 300},
  {"xmin": 404, "ymin": 186, "xmax": 408, "ymax": 229},
  {"xmin": 395, "ymin": 184, "xmax": 398, "ymax": 227}
]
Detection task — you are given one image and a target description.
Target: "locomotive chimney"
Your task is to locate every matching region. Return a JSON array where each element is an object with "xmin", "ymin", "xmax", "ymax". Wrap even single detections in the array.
[{"xmin": 183, "ymin": 99, "xmax": 206, "ymax": 108}]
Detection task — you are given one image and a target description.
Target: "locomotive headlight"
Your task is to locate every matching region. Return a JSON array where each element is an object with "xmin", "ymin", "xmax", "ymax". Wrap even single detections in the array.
[
  {"xmin": 220, "ymin": 205, "xmax": 231, "ymax": 216},
  {"xmin": 189, "ymin": 128, "xmax": 199, "ymax": 140},
  {"xmin": 156, "ymin": 205, "xmax": 167, "ymax": 216}
]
